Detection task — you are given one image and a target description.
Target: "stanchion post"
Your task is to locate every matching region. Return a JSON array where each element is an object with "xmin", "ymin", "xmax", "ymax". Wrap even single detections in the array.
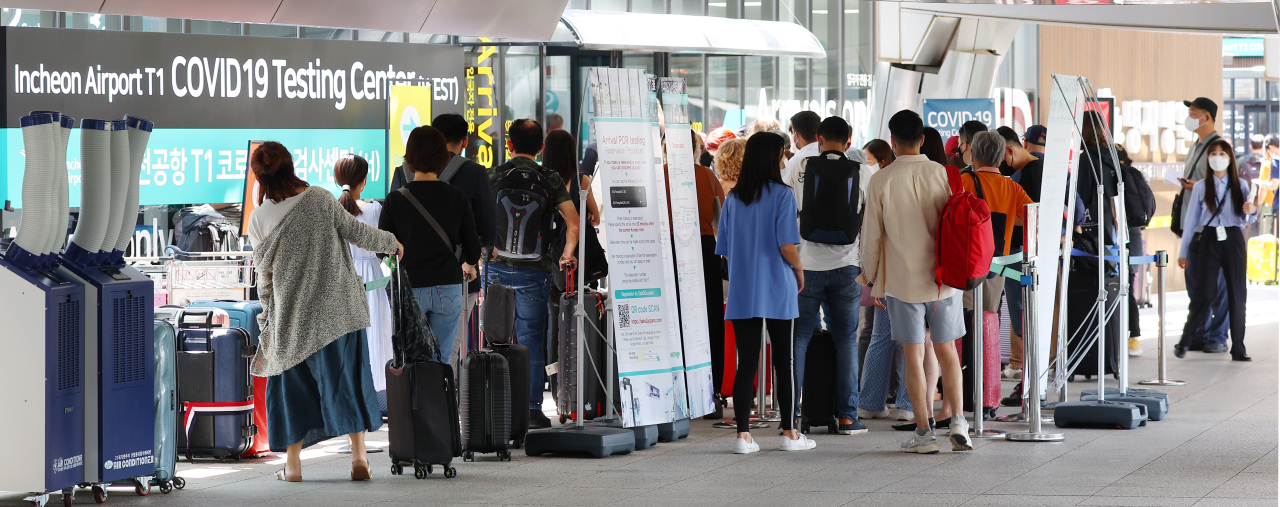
[
  {"xmin": 1007, "ymin": 202, "xmax": 1064, "ymax": 443},
  {"xmin": 1139, "ymin": 251, "xmax": 1184, "ymax": 386}
]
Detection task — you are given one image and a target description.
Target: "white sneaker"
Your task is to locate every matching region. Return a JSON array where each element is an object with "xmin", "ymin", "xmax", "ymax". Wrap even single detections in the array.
[
  {"xmin": 949, "ymin": 417, "xmax": 973, "ymax": 452},
  {"xmin": 1002, "ymin": 367, "xmax": 1022, "ymax": 380},
  {"xmin": 893, "ymin": 409, "xmax": 914, "ymax": 421},
  {"xmin": 733, "ymin": 437, "xmax": 760, "ymax": 454},
  {"xmin": 858, "ymin": 408, "xmax": 892, "ymax": 419},
  {"xmin": 900, "ymin": 431, "xmax": 940, "ymax": 454},
  {"xmin": 1128, "ymin": 338, "xmax": 1144, "ymax": 357},
  {"xmin": 779, "ymin": 434, "xmax": 818, "ymax": 451}
]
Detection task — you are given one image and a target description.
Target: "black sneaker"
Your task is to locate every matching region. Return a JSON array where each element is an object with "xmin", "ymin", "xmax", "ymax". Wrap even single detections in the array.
[
  {"xmin": 1001, "ymin": 382, "xmax": 1023, "ymax": 407},
  {"xmin": 891, "ymin": 418, "xmax": 935, "ymax": 432},
  {"xmin": 837, "ymin": 417, "xmax": 868, "ymax": 435},
  {"xmin": 529, "ymin": 409, "xmax": 552, "ymax": 429}
]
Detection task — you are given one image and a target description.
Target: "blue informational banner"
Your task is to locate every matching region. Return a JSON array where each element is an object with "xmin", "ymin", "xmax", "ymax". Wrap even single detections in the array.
[
  {"xmin": 5, "ymin": 128, "xmax": 387, "ymax": 208},
  {"xmin": 922, "ymin": 98, "xmax": 997, "ymax": 138},
  {"xmin": 1223, "ymin": 38, "xmax": 1265, "ymax": 57}
]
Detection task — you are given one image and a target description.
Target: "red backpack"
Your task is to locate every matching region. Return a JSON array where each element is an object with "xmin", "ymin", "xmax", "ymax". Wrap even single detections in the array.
[{"xmin": 936, "ymin": 166, "xmax": 995, "ymax": 291}]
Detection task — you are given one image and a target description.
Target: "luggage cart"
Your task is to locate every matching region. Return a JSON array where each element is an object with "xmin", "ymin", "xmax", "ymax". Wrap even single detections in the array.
[{"xmin": 162, "ymin": 247, "xmax": 254, "ymax": 306}]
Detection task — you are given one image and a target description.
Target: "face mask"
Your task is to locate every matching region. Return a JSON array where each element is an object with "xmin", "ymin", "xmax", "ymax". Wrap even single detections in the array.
[
  {"xmin": 865, "ymin": 163, "xmax": 879, "ymax": 172},
  {"xmin": 1184, "ymin": 115, "xmax": 1202, "ymax": 131},
  {"xmin": 1208, "ymin": 154, "xmax": 1230, "ymax": 173}
]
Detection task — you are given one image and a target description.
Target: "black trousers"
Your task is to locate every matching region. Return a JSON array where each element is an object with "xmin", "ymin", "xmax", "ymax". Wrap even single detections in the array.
[
  {"xmin": 701, "ymin": 235, "xmax": 726, "ymax": 394},
  {"xmin": 1180, "ymin": 227, "xmax": 1248, "ymax": 357},
  {"xmin": 731, "ymin": 318, "xmax": 796, "ymax": 433}
]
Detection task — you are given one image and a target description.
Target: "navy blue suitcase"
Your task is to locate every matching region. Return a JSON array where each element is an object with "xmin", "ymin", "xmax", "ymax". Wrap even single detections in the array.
[{"xmin": 175, "ymin": 310, "xmax": 256, "ymax": 461}]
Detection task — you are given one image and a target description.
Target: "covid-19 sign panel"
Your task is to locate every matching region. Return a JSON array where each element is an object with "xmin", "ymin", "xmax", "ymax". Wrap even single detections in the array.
[{"xmin": 2, "ymin": 26, "xmax": 463, "ymax": 206}]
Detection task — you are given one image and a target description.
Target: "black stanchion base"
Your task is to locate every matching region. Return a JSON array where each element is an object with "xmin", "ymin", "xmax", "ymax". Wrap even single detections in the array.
[
  {"xmin": 1080, "ymin": 393, "xmax": 1168, "ymax": 421},
  {"xmin": 657, "ymin": 418, "xmax": 691, "ymax": 442},
  {"xmin": 1053, "ymin": 401, "xmax": 1149, "ymax": 430},
  {"xmin": 524, "ymin": 425, "xmax": 636, "ymax": 459},
  {"xmin": 582, "ymin": 418, "xmax": 659, "ymax": 450}
]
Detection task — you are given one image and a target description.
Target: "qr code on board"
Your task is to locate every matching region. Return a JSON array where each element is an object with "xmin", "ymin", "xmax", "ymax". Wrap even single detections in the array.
[{"xmin": 617, "ymin": 303, "xmax": 631, "ymax": 329}]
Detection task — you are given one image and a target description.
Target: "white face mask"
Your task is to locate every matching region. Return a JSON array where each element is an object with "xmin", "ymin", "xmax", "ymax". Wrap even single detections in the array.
[
  {"xmin": 1184, "ymin": 115, "xmax": 1203, "ymax": 131},
  {"xmin": 865, "ymin": 163, "xmax": 879, "ymax": 172},
  {"xmin": 1208, "ymin": 154, "xmax": 1230, "ymax": 173}
]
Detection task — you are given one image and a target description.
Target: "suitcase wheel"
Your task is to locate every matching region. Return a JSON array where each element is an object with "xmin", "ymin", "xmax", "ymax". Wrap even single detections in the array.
[
  {"xmin": 500, "ymin": 450, "xmax": 512, "ymax": 462},
  {"xmin": 159, "ymin": 482, "xmax": 173, "ymax": 494},
  {"xmin": 414, "ymin": 465, "xmax": 428, "ymax": 480},
  {"xmin": 172, "ymin": 478, "xmax": 186, "ymax": 490},
  {"xmin": 800, "ymin": 422, "xmax": 810, "ymax": 434},
  {"xmin": 390, "ymin": 463, "xmax": 404, "ymax": 476},
  {"xmin": 463, "ymin": 451, "xmax": 474, "ymax": 462},
  {"xmin": 444, "ymin": 467, "xmax": 457, "ymax": 479},
  {"xmin": 513, "ymin": 438, "xmax": 524, "ymax": 449}
]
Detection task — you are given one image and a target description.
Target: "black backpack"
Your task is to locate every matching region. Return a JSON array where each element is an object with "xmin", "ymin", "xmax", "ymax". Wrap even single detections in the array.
[
  {"xmin": 1122, "ymin": 164, "xmax": 1156, "ymax": 228},
  {"xmin": 799, "ymin": 151, "xmax": 863, "ymax": 245},
  {"xmin": 492, "ymin": 161, "xmax": 556, "ymax": 261}
]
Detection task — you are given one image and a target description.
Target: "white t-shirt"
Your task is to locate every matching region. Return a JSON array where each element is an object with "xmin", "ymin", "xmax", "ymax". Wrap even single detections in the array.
[
  {"xmin": 784, "ymin": 141, "xmax": 820, "ymax": 187},
  {"xmin": 246, "ymin": 193, "xmax": 305, "ymax": 248},
  {"xmin": 788, "ymin": 151, "xmax": 878, "ymax": 272}
]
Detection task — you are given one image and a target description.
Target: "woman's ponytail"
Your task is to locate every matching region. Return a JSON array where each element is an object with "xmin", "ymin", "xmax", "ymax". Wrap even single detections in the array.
[{"xmin": 333, "ymin": 154, "xmax": 370, "ymax": 217}]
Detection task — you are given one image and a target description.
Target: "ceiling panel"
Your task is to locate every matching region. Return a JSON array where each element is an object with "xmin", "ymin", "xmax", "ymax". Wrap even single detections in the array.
[
  {"xmin": 272, "ymin": 0, "xmax": 436, "ymax": 33},
  {"xmin": 0, "ymin": 1, "xmax": 104, "ymax": 12},
  {"xmin": 421, "ymin": 0, "xmax": 568, "ymax": 41},
  {"xmin": 99, "ymin": 0, "xmax": 281, "ymax": 24}
]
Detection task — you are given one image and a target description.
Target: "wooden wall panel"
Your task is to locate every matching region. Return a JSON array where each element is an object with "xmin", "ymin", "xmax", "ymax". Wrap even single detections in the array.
[{"xmin": 1040, "ymin": 26, "xmax": 1222, "ymax": 291}]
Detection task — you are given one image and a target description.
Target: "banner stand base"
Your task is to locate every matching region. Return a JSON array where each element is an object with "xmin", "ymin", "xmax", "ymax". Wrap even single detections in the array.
[
  {"xmin": 524, "ymin": 425, "xmax": 636, "ymax": 459},
  {"xmin": 657, "ymin": 418, "xmax": 690, "ymax": 442},
  {"xmin": 582, "ymin": 418, "xmax": 659, "ymax": 450}
]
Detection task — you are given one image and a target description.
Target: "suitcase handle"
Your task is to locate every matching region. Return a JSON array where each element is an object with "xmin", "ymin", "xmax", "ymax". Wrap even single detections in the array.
[{"xmin": 178, "ymin": 309, "xmax": 216, "ymax": 330}]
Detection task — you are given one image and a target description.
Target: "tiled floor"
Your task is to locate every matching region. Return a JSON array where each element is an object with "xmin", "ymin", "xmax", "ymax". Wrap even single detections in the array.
[{"xmin": 8, "ymin": 287, "xmax": 1277, "ymax": 506}]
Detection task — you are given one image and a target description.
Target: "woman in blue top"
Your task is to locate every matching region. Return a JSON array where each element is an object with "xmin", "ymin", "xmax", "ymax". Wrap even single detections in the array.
[
  {"xmin": 1176, "ymin": 138, "xmax": 1259, "ymax": 362},
  {"xmin": 716, "ymin": 132, "xmax": 815, "ymax": 454}
]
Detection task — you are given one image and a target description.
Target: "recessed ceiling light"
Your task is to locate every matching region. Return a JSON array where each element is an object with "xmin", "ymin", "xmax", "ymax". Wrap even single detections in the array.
[
  {"xmin": 745, "ymin": 1, "xmax": 762, "ymax": 5},
  {"xmin": 844, "ymin": 9, "xmax": 859, "ymax": 13},
  {"xmin": 813, "ymin": 9, "xmax": 828, "ymax": 14},
  {"xmin": 709, "ymin": 2, "xmax": 727, "ymax": 6}
]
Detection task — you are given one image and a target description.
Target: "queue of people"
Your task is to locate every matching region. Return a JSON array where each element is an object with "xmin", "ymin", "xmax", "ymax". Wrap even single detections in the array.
[{"xmin": 245, "ymin": 97, "xmax": 1264, "ymax": 475}]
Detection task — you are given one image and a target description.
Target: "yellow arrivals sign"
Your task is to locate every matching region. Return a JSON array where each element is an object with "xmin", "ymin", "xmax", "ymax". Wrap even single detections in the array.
[{"xmin": 388, "ymin": 85, "xmax": 433, "ymax": 186}]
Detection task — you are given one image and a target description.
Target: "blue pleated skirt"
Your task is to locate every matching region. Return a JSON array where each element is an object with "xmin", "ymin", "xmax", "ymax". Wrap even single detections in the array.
[{"xmin": 266, "ymin": 329, "xmax": 383, "ymax": 452}]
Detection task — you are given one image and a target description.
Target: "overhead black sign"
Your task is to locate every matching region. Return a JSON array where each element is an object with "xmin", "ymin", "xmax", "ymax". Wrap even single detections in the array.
[{"xmin": 1, "ymin": 26, "xmax": 464, "ymax": 129}]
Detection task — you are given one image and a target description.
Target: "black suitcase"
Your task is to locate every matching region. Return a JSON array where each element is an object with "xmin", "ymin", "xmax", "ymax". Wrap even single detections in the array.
[
  {"xmin": 489, "ymin": 342, "xmax": 530, "ymax": 447},
  {"xmin": 175, "ymin": 311, "xmax": 256, "ymax": 461},
  {"xmin": 552, "ymin": 289, "xmax": 610, "ymax": 423},
  {"xmin": 1066, "ymin": 262, "xmax": 1121, "ymax": 381},
  {"xmin": 800, "ymin": 330, "xmax": 838, "ymax": 434},
  {"xmin": 461, "ymin": 351, "xmax": 513, "ymax": 462},
  {"xmin": 386, "ymin": 360, "xmax": 461, "ymax": 479}
]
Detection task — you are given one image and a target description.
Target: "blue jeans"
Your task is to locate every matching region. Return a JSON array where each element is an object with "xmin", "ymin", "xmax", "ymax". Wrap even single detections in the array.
[
  {"xmin": 487, "ymin": 263, "xmax": 552, "ymax": 409},
  {"xmin": 793, "ymin": 265, "xmax": 861, "ymax": 420},
  {"xmin": 413, "ymin": 284, "xmax": 464, "ymax": 364},
  {"xmin": 859, "ymin": 306, "xmax": 911, "ymax": 412}
]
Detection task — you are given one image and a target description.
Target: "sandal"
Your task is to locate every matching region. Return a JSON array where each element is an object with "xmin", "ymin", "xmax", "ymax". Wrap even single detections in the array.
[
  {"xmin": 275, "ymin": 468, "xmax": 301, "ymax": 482},
  {"xmin": 351, "ymin": 460, "xmax": 372, "ymax": 481}
]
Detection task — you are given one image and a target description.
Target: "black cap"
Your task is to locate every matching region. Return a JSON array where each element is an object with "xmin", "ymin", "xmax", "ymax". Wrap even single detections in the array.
[{"xmin": 1183, "ymin": 97, "xmax": 1218, "ymax": 121}]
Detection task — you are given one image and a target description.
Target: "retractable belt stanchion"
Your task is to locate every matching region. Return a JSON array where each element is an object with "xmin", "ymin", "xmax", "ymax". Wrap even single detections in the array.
[
  {"xmin": 1139, "ymin": 251, "xmax": 1185, "ymax": 387},
  {"xmin": 749, "ymin": 325, "xmax": 778, "ymax": 426},
  {"xmin": 1007, "ymin": 203, "xmax": 1065, "ymax": 443}
]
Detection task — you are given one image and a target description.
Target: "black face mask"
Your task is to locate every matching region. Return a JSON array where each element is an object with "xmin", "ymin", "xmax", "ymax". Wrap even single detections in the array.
[{"xmin": 999, "ymin": 161, "xmax": 1017, "ymax": 177}]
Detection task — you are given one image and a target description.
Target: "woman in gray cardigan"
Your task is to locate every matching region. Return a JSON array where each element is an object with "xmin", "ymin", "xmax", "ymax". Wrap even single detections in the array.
[{"xmin": 246, "ymin": 141, "xmax": 403, "ymax": 483}]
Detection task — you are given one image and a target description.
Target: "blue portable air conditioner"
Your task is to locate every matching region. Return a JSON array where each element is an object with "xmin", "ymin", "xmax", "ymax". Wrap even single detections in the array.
[{"xmin": 0, "ymin": 112, "xmax": 86, "ymax": 505}]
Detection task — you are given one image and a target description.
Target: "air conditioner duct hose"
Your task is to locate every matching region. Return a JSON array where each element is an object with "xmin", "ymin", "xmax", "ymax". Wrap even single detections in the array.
[
  {"xmin": 29, "ymin": 111, "xmax": 64, "ymax": 257},
  {"xmin": 115, "ymin": 116, "xmax": 152, "ymax": 253},
  {"xmin": 100, "ymin": 120, "xmax": 131, "ymax": 258},
  {"xmin": 55, "ymin": 115, "xmax": 73, "ymax": 254},
  {"xmin": 66, "ymin": 120, "xmax": 112, "ymax": 262},
  {"xmin": 12, "ymin": 113, "xmax": 54, "ymax": 260}
]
